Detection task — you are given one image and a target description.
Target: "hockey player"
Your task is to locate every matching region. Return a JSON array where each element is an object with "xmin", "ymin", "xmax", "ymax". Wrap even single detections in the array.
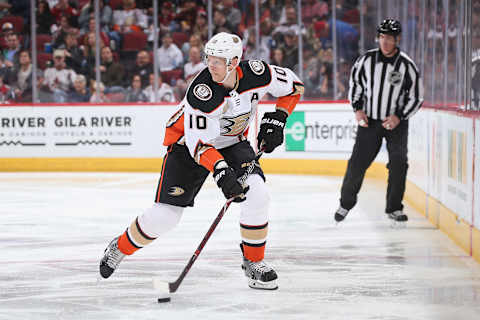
[{"xmin": 99, "ymin": 32, "xmax": 304, "ymax": 290}]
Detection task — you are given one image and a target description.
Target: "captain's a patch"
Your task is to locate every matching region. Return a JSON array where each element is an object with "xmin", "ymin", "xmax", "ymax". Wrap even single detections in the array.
[{"xmin": 248, "ymin": 60, "xmax": 265, "ymax": 75}]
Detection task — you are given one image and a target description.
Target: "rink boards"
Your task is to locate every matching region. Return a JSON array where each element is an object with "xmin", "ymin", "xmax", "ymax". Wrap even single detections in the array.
[{"xmin": 1, "ymin": 102, "xmax": 479, "ymax": 263}]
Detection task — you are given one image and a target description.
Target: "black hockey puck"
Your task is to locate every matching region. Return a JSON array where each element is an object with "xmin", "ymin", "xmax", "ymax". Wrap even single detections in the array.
[{"xmin": 157, "ymin": 297, "xmax": 171, "ymax": 303}]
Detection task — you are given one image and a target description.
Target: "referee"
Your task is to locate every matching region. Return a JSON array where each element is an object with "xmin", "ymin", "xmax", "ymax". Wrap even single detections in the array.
[{"xmin": 335, "ymin": 19, "xmax": 424, "ymax": 224}]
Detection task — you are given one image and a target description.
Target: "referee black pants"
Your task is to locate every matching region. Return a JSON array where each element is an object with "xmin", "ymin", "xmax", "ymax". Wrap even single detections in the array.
[{"xmin": 340, "ymin": 119, "xmax": 409, "ymax": 214}]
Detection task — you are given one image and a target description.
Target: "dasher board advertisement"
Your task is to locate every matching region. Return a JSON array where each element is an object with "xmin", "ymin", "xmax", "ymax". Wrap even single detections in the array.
[{"xmin": 0, "ymin": 106, "xmax": 175, "ymax": 158}]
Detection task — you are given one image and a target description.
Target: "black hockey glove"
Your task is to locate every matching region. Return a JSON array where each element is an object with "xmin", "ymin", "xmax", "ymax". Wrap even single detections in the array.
[
  {"xmin": 213, "ymin": 161, "xmax": 250, "ymax": 202},
  {"xmin": 257, "ymin": 110, "xmax": 288, "ymax": 153}
]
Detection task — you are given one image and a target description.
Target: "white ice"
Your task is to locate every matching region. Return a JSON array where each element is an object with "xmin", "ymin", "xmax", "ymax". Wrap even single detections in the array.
[{"xmin": 1, "ymin": 172, "xmax": 480, "ymax": 320}]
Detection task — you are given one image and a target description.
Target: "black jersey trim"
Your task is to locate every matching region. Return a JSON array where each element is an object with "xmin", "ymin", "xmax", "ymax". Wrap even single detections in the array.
[
  {"xmin": 186, "ymin": 68, "xmax": 228, "ymax": 114},
  {"xmin": 236, "ymin": 60, "xmax": 272, "ymax": 94}
]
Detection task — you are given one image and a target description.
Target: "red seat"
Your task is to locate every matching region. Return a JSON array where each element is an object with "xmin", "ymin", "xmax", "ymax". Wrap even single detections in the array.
[
  {"xmin": 122, "ymin": 32, "xmax": 147, "ymax": 51},
  {"xmin": 36, "ymin": 34, "xmax": 53, "ymax": 52},
  {"xmin": 37, "ymin": 52, "xmax": 52, "ymax": 70},
  {"xmin": 161, "ymin": 69, "xmax": 183, "ymax": 86},
  {"xmin": 171, "ymin": 32, "xmax": 189, "ymax": 48},
  {"xmin": 109, "ymin": 0, "xmax": 124, "ymax": 10},
  {"xmin": 0, "ymin": 15, "xmax": 24, "ymax": 33}
]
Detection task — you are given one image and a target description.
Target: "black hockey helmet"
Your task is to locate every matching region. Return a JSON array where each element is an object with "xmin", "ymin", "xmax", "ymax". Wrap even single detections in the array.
[{"xmin": 377, "ymin": 19, "xmax": 402, "ymax": 37}]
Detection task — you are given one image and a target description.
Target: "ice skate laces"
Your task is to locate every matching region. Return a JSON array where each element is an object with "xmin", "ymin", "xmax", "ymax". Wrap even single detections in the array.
[
  {"xmin": 248, "ymin": 260, "xmax": 272, "ymax": 274},
  {"xmin": 105, "ymin": 241, "xmax": 125, "ymax": 269}
]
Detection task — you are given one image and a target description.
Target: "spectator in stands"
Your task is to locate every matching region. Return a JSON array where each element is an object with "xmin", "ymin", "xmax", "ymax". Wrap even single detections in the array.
[
  {"xmin": 60, "ymin": 32, "xmax": 86, "ymax": 75},
  {"xmin": 192, "ymin": 10, "xmax": 208, "ymax": 41},
  {"xmin": 126, "ymin": 50, "xmax": 153, "ymax": 88},
  {"xmin": 112, "ymin": 0, "xmax": 148, "ymax": 33},
  {"xmin": 51, "ymin": 0, "xmax": 79, "ymax": 25},
  {"xmin": 174, "ymin": 0, "xmax": 198, "ymax": 34},
  {"xmin": 1, "ymin": 21, "xmax": 14, "ymax": 38},
  {"xmin": 143, "ymin": 73, "xmax": 175, "ymax": 102},
  {"xmin": 314, "ymin": 19, "xmax": 359, "ymax": 61},
  {"xmin": 69, "ymin": 74, "xmax": 90, "ymax": 102},
  {"xmin": 12, "ymin": 50, "xmax": 39, "ymax": 102},
  {"xmin": 79, "ymin": 17, "xmax": 110, "ymax": 45},
  {"xmin": 156, "ymin": 33, "xmax": 183, "ymax": 72},
  {"xmin": 82, "ymin": 31, "xmax": 106, "ymax": 80},
  {"xmin": 43, "ymin": 49, "xmax": 77, "ymax": 102},
  {"xmin": 158, "ymin": 2, "xmax": 176, "ymax": 34},
  {"xmin": 2, "ymin": 32, "xmax": 21, "ymax": 68},
  {"xmin": 273, "ymin": 5, "xmax": 305, "ymax": 39},
  {"xmin": 183, "ymin": 46, "xmax": 204, "ymax": 82},
  {"xmin": 79, "ymin": 0, "xmax": 113, "ymax": 34},
  {"xmin": 37, "ymin": 1, "xmax": 56, "ymax": 34},
  {"xmin": 243, "ymin": 27, "xmax": 270, "ymax": 63},
  {"xmin": 302, "ymin": 0, "xmax": 329, "ymax": 26},
  {"xmin": 279, "ymin": 29, "xmax": 299, "ymax": 70},
  {"xmin": 51, "ymin": 14, "xmax": 79, "ymax": 50},
  {"xmin": 0, "ymin": 74, "xmax": 13, "ymax": 102},
  {"xmin": 271, "ymin": 47, "xmax": 286, "ymax": 67},
  {"xmin": 181, "ymin": 33, "xmax": 203, "ymax": 62},
  {"xmin": 124, "ymin": 74, "xmax": 148, "ymax": 102},
  {"xmin": 99, "ymin": 46, "xmax": 125, "ymax": 93},
  {"xmin": 213, "ymin": 9, "xmax": 236, "ymax": 34},
  {"xmin": 90, "ymin": 80, "xmax": 110, "ymax": 102},
  {"xmin": 221, "ymin": 0, "xmax": 242, "ymax": 32}
]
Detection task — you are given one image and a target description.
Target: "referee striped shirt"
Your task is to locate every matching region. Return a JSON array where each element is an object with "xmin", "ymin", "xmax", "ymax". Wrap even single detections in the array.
[{"xmin": 348, "ymin": 48, "xmax": 424, "ymax": 120}]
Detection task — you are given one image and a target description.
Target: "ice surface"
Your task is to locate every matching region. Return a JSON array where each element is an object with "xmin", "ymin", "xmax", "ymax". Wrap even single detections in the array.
[{"xmin": 1, "ymin": 172, "xmax": 480, "ymax": 320}]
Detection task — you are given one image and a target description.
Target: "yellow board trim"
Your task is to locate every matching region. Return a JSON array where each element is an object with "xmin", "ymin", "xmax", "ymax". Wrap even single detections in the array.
[{"xmin": 0, "ymin": 158, "xmax": 164, "ymax": 172}]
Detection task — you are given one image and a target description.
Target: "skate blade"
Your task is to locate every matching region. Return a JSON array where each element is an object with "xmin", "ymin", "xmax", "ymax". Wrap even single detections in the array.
[
  {"xmin": 248, "ymin": 278, "xmax": 278, "ymax": 290},
  {"xmin": 390, "ymin": 220, "xmax": 407, "ymax": 229}
]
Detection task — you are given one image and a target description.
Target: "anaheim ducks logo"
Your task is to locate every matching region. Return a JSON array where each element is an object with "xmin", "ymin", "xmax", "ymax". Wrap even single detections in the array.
[
  {"xmin": 168, "ymin": 186, "xmax": 185, "ymax": 196},
  {"xmin": 221, "ymin": 112, "xmax": 251, "ymax": 136},
  {"xmin": 248, "ymin": 60, "xmax": 265, "ymax": 75},
  {"xmin": 388, "ymin": 71, "xmax": 403, "ymax": 86},
  {"xmin": 193, "ymin": 84, "xmax": 212, "ymax": 101}
]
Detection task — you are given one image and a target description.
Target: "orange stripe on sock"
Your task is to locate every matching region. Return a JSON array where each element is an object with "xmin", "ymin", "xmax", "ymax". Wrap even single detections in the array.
[
  {"xmin": 243, "ymin": 243, "xmax": 265, "ymax": 262},
  {"xmin": 117, "ymin": 231, "xmax": 139, "ymax": 255}
]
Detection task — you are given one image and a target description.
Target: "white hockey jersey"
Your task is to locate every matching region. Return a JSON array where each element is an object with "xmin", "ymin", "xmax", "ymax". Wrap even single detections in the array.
[{"xmin": 163, "ymin": 60, "xmax": 303, "ymax": 171}]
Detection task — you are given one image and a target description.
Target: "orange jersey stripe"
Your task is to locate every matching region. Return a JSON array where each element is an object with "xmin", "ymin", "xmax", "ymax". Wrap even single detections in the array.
[
  {"xmin": 163, "ymin": 113, "xmax": 185, "ymax": 146},
  {"xmin": 198, "ymin": 147, "xmax": 224, "ymax": 172},
  {"xmin": 276, "ymin": 94, "xmax": 301, "ymax": 115}
]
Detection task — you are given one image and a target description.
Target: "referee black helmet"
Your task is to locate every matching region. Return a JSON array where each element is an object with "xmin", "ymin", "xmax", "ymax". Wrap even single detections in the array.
[{"xmin": 377, "ymin": 19, "xmax": 402, "ymax": 37}]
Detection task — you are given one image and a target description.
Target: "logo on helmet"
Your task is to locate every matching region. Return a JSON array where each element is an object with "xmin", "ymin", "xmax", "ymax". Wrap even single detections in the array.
[{"xmin": 193, "ymin": 84, "xmax": 213, "ymax": 101}]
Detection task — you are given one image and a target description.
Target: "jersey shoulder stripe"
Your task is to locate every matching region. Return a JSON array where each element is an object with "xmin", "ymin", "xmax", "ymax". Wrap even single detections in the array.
[
  {"xmin": 186, "ymin": 68, "xmax": 227, "ymax": 114},
  {"xmin": 237, "ymin": 60, "xmax": 272, "ymax": 93}
]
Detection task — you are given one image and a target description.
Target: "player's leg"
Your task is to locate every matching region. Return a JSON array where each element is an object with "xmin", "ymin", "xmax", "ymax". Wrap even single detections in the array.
[
  {"xmin": 100, "ymin": 144, "xmax": 210, "ymax": 278},
  {"xmin": 337, "ymin": 121, "xmax": 383, "ymax": 221},
  {"xmin": 385, "ymin": 120, "xmax": 409, "ymax": 222},
  {"xmin": 220, "ymin": 141, "xmax": 277, "ymax": 289}
]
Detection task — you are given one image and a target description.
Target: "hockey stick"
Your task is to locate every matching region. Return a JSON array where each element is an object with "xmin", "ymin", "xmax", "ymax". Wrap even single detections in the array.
[{"xmin": 167, "ymin": 150, "xmax": 263, "ymax": 294}]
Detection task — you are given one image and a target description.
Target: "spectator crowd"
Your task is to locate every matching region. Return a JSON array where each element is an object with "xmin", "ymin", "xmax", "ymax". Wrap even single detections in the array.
[{"xmin": 0, "ymin": 0, "xmax": 477, "ymax": 107}]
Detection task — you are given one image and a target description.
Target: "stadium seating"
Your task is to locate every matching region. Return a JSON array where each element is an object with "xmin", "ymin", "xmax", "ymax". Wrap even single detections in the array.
[
  {"xmin": 36, "ymin": 34, "xmax": 53, "ymax": 52},
  {"xmin": 37, "ymin": 52, "xmax": 52, "ymax": 70},
  {"xmin": 172, "ymin": 32, "xmax": 189, "ymax": 48},
  {"xmin": 161, "ymin": 69, "xmax": 183, "ymax": 86}
]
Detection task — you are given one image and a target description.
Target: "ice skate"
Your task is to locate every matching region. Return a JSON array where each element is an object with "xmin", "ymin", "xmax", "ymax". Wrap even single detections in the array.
[
  {"xmin": 99, "ymin": 237, "xmax": 126, "ymax": 279},
  {"xmin": 387, "ymin": 210, "xmax": 408, "ymax": 228},
  {"xmin": 242, "ymin": 258, "xmax": 278, "ymax": 290},
  {"xmin": 334, "ymin": 206, "xmax": 349, "ymax": 223}
]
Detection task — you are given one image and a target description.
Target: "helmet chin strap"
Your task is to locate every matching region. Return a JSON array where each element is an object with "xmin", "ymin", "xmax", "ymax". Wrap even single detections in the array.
[{"xmin": 218, "ymin": 61, "xmax": 236, "ymax": 84}]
